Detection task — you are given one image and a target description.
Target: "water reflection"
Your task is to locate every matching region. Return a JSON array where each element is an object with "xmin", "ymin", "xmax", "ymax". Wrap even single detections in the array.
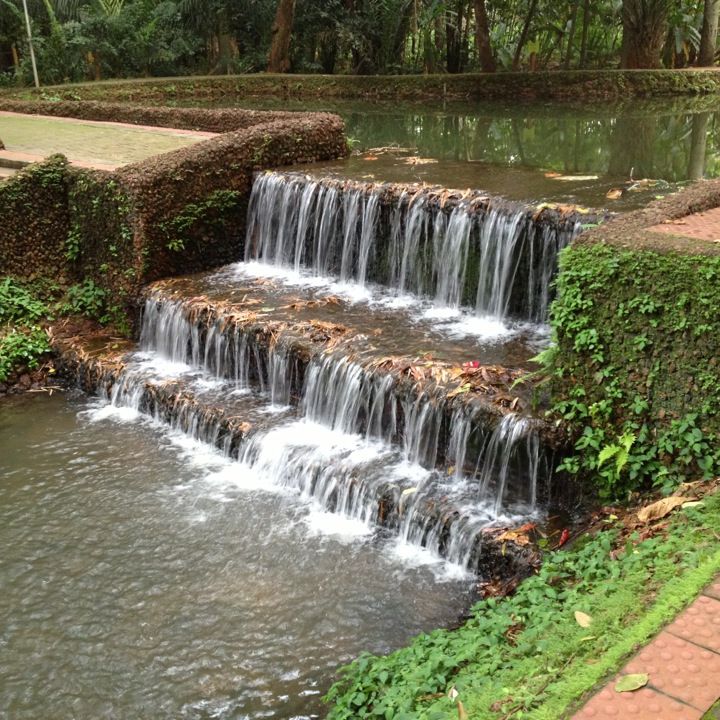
[{"xmin": 192, "ymin": 95, "xmax": 720, "ymax": 206}]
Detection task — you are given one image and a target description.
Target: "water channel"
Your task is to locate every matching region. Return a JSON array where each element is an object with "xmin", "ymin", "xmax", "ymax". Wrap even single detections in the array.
[{"xmin": 187, "ymin": 95, "xmax": 720, "ymax": 209}]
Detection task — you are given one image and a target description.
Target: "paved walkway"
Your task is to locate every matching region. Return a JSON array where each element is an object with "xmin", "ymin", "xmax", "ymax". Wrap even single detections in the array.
[
  {"xmin": 573, "ymin": 578, "xmax": 720, "ymax": 719},
  {"xmin": 0, "ymin": 110, "xmax": 215, "ymax": 171},
  {"xmin": 648, "ymin": 206, "xmax": 720, "ymax": 243}
]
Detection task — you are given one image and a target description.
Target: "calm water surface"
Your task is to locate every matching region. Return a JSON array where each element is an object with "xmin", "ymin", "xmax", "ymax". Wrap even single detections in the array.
[
  {"xmin": 0, "ymin": 392, "xmax": 471, "ymax": 719},
  {"xmin": 187, "ymin": 95, "xmax": 720, "ymax": 208}
]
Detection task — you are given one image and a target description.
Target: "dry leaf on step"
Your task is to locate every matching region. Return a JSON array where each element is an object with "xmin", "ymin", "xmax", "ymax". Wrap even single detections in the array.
[{"xmin": 637, "ymin": 496, "xmax": 686, "ymax": 523}]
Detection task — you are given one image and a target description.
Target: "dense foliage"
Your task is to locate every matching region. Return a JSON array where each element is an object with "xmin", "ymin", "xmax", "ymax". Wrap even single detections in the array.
[
  {"xmin": 544, "ymin": 242, "xmax": 720, "ymax": 498},
  {"xmin": 0, "ymin": 275, "xmax": 117, "ymax": 383},
  {"xmin": 1, "ymin": 0, "xmax": 719, "ymax": 85},
  {"xmin": 325, "ymin": 492, "xmax": 720, "ymax": 718},
  {"xmin": 0, "ymin": 278, "xmax": 51, "ymax": 382}
]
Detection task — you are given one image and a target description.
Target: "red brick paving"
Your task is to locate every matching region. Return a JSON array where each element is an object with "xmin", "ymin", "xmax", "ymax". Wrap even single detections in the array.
[
  {"xmin": 572, "ymin": 578, "xmax": 720, "ymax": 719},
  {"xmin": 706, "ymin": 580, "xmax": 720, "ymax": 602},
  {"xmin": 667, "ymin": 595, "xmax": 720, "ymax": 654},
  {"xmin": 647, "ymin": 206, "xmax": 720, "ymax": 243},
  {"xmin": 573, "ymin": 685, "xmax": 701, "ymax": 719}
]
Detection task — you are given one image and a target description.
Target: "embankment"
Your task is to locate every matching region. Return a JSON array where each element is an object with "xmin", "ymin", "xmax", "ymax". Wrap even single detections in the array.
[
  {"xmin": 6, "ymin": 69, "xmax": 720, "ymax": 103},
  {"xmin": 547, "ymin": 181, "xmax": 720, "ymax": 494}
]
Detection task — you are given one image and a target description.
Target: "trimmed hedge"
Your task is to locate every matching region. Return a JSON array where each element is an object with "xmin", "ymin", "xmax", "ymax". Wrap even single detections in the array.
[
  {"xmin": 0, "ymin": 156, "xmax": 71, "ymax": 281},
  {"xmin": 0, "ymin": 99, "xmax": 307, "ymax": 133},
  {"xmin": 0, "ymin": 105, "xmax": 348, "ymax": 330}
]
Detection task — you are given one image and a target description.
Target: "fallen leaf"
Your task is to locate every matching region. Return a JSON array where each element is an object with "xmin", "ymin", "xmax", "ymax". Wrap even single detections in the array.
[
  {"xmin": 574, "ymin": 611, "xmax": 593, "ymax": 628},
  {"xmin": 553, "ymin": 174, "xmax": 599, "ymax": 181},
  {"xmin": 496, "ymin": 529, "xmax": 531, "ymax": 546},
  {"xmin": 637, "ymin": 496, "xmax": 686, "ymax": 523},
  {"xmin": 402, "ymin": 156, "xmax": 439, "ymax": 165},
  {"xmin": 615, "ymin": 673, "xmax": 649, "ymax": 693},
  {"xmin": 606, "ymin": 188, "xmax": 624, "ymax": 200}
]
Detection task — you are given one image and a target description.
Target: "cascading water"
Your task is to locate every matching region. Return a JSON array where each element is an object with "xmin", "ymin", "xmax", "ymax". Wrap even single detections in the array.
[
  {"xmin": 93, "ymin": 294, "xmax": 549, "ymax": 572},
  {"xmin": 244, "ymin": 172, "xmax": 584, "ymax": 322},
  {"xmin": 80, "ymin": 166, "xmax": 575, "ymax": 573}
]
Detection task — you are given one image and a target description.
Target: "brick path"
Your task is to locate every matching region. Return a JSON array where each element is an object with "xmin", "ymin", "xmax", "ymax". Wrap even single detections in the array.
[
  {"xmin": 573, "ymin": 578, "xmax": 720, "ymax": 719},
  {"xmin": 647, "ymin": 206, "xmax": 720, "ymax": 243}
]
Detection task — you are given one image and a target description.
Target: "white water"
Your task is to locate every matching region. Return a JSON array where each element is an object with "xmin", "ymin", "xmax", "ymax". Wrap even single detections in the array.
[
  {"xmin": 87, "ymin": 296, "xmax": 548, "ymax": 572},
  {"xmin": 245, "ymin": 172, "xmax": 582, "ymax": 324}
]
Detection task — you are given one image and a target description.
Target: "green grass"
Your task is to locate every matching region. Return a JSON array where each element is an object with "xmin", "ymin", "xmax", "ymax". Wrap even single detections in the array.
[
  {"xmin": 325, "ymin": 492, "xmax": 720, "ymax": 719},
  {"xmin": 0, "ymin": 113, "xmax": 206, "ymax": 167}
]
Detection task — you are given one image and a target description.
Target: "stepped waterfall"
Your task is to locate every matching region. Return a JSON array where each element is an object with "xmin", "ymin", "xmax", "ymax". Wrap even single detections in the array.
[{"xmin": 89, "ymin": 170, "xmax": 578, "ymax": 573}]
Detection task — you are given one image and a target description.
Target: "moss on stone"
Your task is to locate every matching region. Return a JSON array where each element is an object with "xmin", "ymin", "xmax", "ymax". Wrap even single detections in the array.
[{"xmin": 8, "ymin": 69, "xmax": 720, "ymax": 104}]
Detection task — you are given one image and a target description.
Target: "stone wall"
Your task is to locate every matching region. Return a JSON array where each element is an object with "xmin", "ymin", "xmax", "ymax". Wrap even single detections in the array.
[{"xmin": 7, "ymin": 69, "xmax": 720, "ymax": 103}]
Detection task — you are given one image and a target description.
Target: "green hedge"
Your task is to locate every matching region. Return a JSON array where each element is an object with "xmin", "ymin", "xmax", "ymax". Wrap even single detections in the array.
[{"xmin": 545, "ymin": 242, "xmax": 720, "ymax": 497}]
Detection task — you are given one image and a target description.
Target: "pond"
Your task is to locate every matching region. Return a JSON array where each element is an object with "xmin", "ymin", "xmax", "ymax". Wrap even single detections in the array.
[
  {"xmin": 0, "ymin": 393, "xmax": 471, "ymax": 719},
  {"xmin": 184, "ymin": 95, "xmax": 720, "ymax": 209}
]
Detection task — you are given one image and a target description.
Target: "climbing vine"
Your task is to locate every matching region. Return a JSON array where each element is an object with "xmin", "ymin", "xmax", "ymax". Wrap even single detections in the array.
[
  {"xmin": 159, "ymin": 190, "xmax": 241, "ymax": 252},
  {"xmin": 542, "ymin": 242, "xmax": 720, "ymax": 497}
]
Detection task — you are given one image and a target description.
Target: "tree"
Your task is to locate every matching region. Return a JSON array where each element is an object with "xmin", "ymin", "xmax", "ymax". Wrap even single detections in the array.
[
  {"xmin": 698, "ymin": 0, "xmax": 720, "ymax": 65},
  {"xmin": 621, "ymin": 0, "xmax": 671, "ymax": 68},
  {"xmin": 267, "ymin": 0, "xmax": 295, "ymax": 72},
  {"xmin": 513, "ymin": 0, "xmax": 539, "ymax": 70},
  {"xmin": 474, "ymin": 0, "xmax": 495, "ymax": 72}
]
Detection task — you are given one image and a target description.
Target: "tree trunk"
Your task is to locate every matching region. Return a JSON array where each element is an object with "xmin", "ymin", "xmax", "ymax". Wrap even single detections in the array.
[
  {"xmin": 446, "ymin": 9, "xmax": 459, "ymax": 72},
  {"xmin": 621, "ymin": 0, "xmax": 669, "ymax": 69},
  {"xmin": 513, "ymin": 0, "xmax": 539, "ymax": 70},
  {"xmin": 579, "ymin": 0, "xmax": 591, "ymax": 67},
  {"xmin": 446, "ymin": 2, "xmax": 467, "ymax": 73},
  {"xmin": 698, "ymin": 0, "xmax": 720, "ymax": 66},
  {"xmin": 564, "ymin": 1, "xmax": 580, "ymax": 69},
  {"xmin": 474, "ymin": 0, "xmax": 496, "ymax": 72},
  {"xmin": 267, "ymin": 0, "xmax": 296, "ymax": 73}
]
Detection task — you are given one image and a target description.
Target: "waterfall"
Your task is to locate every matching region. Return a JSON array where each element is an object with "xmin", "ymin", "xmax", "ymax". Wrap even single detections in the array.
[
  {"xmin": 93, "ymin": 272, "xmax": 551, "ymax": 572},
  {"xmin": 244, "ymin": 172, "xmax": 585, "ymax": 322},
  {"xmin": 477, "ymin": 413, "xmax": 542, "ymax": 516}
]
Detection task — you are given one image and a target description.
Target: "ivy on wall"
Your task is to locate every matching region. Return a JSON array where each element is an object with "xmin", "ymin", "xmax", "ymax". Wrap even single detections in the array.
[{"xmin": 542, "ymin": 242, "xmax": 720, "ymax": 497}]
